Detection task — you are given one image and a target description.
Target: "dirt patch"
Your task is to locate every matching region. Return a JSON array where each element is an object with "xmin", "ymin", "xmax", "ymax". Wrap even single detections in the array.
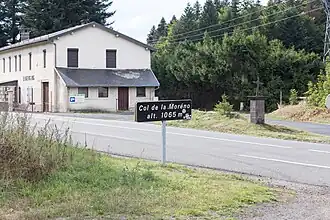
[
  {"xmin": 269, "ymin": 103, "xmax": 330, "ymax": 124},
  {"xmin": 235, "ymin": 178, "xmax": 330, "ymax": 220}
]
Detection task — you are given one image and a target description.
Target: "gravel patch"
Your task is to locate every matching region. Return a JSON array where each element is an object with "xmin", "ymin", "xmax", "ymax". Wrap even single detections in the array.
[{"xmin": 236, "ymin": 178, "xmax": 330, "ymax": 220}]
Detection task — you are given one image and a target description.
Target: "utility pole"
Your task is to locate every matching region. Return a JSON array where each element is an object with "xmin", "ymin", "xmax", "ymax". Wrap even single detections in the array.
[{"xmin": 322, "ymin": 0, "xmax": 330, "ymax": 62}]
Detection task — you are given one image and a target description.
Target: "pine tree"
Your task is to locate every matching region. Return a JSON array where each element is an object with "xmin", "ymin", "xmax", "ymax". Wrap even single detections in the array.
[
  {"xmin": 174, "ymin": 3, "xmax": 196, "ymax": 37},
  {"xmin": 193, "ymin": 1, "xmax": 202, "ymax": 24},
  {"xmin": 22, "ymin": 0, "xmax": 115, "ymax": 37},
  {"xmin": 155, "ymin": 17, "xmax": 168, "ymax": 40},
  {"xmin": 0, "ymin": 0, "xmax": 25, "ymax": 46},
  {"xmin": 170, "ymin": 15, "xmax": 177, "ymax": 24},
  {"xmin": 200, "ymin": 0, "xmax": 218, "ymax": 29},
  {"xmin": 231, "ymin": 0, "xmax": 240, "ymax": 18},
  {"xmin": 147, "ymin": 25, "xmax": 156, "ymax": 45}
]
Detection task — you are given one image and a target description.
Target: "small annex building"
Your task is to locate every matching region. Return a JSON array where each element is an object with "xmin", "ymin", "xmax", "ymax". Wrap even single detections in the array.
[{"xmin": 0, "ymin": 22, "xmax": 159, "ymax": 112}]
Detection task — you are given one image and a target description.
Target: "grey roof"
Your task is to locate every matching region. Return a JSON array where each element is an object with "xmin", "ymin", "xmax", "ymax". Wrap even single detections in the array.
[
  {"xmin": 0, "ymin": 22, "xmax": 155, "ymax": 52},
  {"xmin": 56, "ymin": 67, "xmax": 160, "ymax": 87}
]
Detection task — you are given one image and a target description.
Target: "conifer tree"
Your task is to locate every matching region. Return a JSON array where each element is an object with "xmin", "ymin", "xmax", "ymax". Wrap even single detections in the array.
[{"xmin": 22, "ymin": 0, "xmax": 115, "ymax": 37}]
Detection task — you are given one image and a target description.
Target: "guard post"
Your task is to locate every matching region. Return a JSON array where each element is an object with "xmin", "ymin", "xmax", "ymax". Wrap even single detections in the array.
[{"xmin": 135, "ymin": 99, "xmax": 192, "ymax": 164}]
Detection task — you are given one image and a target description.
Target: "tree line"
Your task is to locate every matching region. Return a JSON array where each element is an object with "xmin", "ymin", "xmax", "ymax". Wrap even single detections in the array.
[
  {"xmin": 148, "ymin": 0, "xmax": 326, "ymax": 111},
  {"xmin": 0, "ymin": 0, "xmax": 115, "ymax": 47}
]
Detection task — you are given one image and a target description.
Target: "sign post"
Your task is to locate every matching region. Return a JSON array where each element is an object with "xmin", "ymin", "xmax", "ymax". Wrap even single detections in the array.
[
  {"xmin": 135, "ymin": 99, "xmax": 192, "ymax": 164},
  {"xmin": 162, "ymin": 121, "xmax": 167, "ymax": 164}
]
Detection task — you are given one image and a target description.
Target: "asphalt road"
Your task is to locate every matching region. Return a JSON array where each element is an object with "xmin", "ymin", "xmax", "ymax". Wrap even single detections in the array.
[
  {"xmin": 266, "ymin": 118, "xmax": 330, "ymax": 136},
  {"xmin": 31, "ymin": 114, "xmax": 330, "ymax": 186}
]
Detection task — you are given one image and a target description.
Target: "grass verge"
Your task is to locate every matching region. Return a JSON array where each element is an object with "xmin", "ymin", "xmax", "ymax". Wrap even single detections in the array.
[
  {"xmin": 0, "ymin": 149, "xmax": 279, "ymax": 220},
  {"xmin": 269, "ymin": 103, "xmax": 330, "ymax": 124},
  {"xmin": 166, "ymin": 110, "xmax": 330, "ymax": 143}
]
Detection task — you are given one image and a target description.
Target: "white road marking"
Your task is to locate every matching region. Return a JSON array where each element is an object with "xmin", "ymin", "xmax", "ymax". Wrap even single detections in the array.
[
  {"xmin": 309, "ymin": 149, "xmax": 330, "ymax": 154},
  {"xmin": 238, "ymin": 154, "xmax": 330, "ymax": 169},
  {"xmin": 35, "ymin": 125, "xmax": 158, "ymax": 146},
  {"xmin": 31, "ymin": 115, "xmax": 292, "ymax": 149}
]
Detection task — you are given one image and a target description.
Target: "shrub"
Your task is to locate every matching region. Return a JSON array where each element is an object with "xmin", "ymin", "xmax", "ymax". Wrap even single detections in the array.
[
  {"xmin": 214, "ymin": 94, "xmax": 233, "ymax": 117},
  {"xmin": 306, "ymin": 63, "xmax": 330, "ymax": 107},
  {"xmin": 289, "ymin": 89, "xmax": 299, "ymax": 105},
  {"xmin": 0, "ymin": 112, "xmax": 73, "ymax": 183}
]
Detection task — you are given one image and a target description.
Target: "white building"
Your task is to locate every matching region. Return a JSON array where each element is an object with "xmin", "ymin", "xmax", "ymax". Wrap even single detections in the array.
[{"xmin": 0, "ymin": 22, "xmax": 159, "ymax": 112}]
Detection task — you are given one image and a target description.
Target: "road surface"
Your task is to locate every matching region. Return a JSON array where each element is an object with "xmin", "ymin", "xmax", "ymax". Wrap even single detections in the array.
[
  {"xmin": 31, "ymin": 113, "xmax": 330, "ymax": 186},
  {"xmin": 266, "ymin": 118, "xmax": 330, "ymax": 136},
  {"xmin": 51, "ymin": 113, "xmax": 330, "ymax": 136}
]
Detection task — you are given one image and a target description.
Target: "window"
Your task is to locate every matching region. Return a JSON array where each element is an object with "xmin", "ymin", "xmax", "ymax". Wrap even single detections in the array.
[
  {"xmin": 18, "ymin": 55, "xmax": 21, "ymax": 71},
  {"xmin": 29, "ymin": 53, "xmax": 32, "ymax": 70},
  {"xmin": 2, "ymin": 58, "xmax": 5, "ymax": 73},
  {"xmin": 98, "ymin": 87, "xmax": 108, "ymax": 98},
  {"xmin": 14, "ymin": 56, "xmax": 17, "ymax": 72},
  {"xmin": 78, "ymin": 87, "xmax": 88, "ymax": 98},
  {"xmin": 8, "ymin": 57, "xmax": 11, "ymax": 72},
  {"xmin": 18, "ymin": 87, "xmax": 21, "ymax": 104},
  {"xmin": 137, "ymin": 87, "xmax": 146, "ymax": 97},
  {"xmin": 67, "ymin": 48, "xmax": 79, "ymax": 67},
  {"xmin": 106, "ymin": 49, "xmax": 117, "ymax": 68},
  {"xmin": 43, "ymin": 49, "xmax": 46, "ymax": 68}
]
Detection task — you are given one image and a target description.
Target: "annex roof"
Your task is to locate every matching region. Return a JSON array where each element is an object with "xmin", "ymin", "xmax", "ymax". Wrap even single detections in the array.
[{"xmin": 56, "ymin": 67, "xmax": 160, "ymax": 88}]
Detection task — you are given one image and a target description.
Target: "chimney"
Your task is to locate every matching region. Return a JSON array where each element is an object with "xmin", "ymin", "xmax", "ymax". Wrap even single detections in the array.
[{"xmin": 20, "ymin": 27, "xmax": 30, "ymax": 41}]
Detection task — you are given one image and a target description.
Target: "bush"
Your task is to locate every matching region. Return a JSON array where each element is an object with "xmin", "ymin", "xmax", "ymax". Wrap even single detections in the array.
[
  {"xmin": 289, "ymin": 89, "xmax": 299, "ymax": 105},
  {"xmin": 0, "ymin": 112, "xmax": 73, "ymax": 183},
  {"xmin": 214, "ymin": 94, "xmax": 233, "ymax": 117},
  {"xmin": 306, "ymin": 64, "xmax": 330, "ymax": 107}
]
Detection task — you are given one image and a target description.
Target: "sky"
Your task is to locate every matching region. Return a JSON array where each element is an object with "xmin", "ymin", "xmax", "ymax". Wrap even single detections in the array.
[{"xmin": 111, "ymin": 0, "xmax": 207, "ymax": 43}]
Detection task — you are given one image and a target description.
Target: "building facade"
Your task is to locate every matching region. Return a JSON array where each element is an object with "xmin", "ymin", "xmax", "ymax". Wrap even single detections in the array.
[{"xmin": 0, "ymin": 22, "xmax": 159, "ymax": 112}]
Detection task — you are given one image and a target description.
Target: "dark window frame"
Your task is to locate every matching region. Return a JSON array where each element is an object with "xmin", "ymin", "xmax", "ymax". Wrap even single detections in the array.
[
  {"xmin": 18, "ymin": 55, "xmax": 21, "ymax": 71},
  {"xmin": 98, "ymin": 87, "xmax": 109, "ymax": 98},
  {"xmin": 18, "ymin": 87, "xmax": 21, "ymax": 104},
  {"xmin": 136, "ymin": 87, "xmax": 146, "ymax": 97},
  {"xmin": 78, "ymin": 87, "xmax": 88, "ymax": 98},
  {"xmin": 14, "ymin": 55, "xmax": 17, "ymax": 72},
  {"xmin": 8, "ymin": 57, "xmax": 11, "ymax": 72},
  {"xmin": 29, "ymin": 52, "xmax": 32, "ymax": 70},
  {"xmin": 67, "ymin": 48, "xmax": 79, "ymax": 68},
  {"xmin": 106, "ymin": 49, "xmax": 117, "ymax": 68},
  {"xmin": 43, "ymin": 49, "xmax": 46, "ymax": 68},
  {"xmin": 3, "ymin": 58, "xmax": 5, "ymax": 73}
]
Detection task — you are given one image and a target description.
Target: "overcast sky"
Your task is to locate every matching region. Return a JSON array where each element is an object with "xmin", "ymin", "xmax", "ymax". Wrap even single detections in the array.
[
  {"xmin": 111, "ymin": 0, "xmax": 268, "ymax": 43},
  {"xmin": 112, "ymin": 0, "xmax": 207, "ymax": 43}
]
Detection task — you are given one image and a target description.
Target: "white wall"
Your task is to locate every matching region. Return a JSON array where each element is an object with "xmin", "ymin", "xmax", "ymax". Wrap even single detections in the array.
[
  {"xmin": 0, "ymin": 43, "xmax": 55, "ymax": 112},
  {"xmin": 129, "ymin": 87, "xmax": 155, "ymax": 110},
  {"xmin": 55, "ymin": 72, "xmax": 68, "ymax": 112},
  {"xmin": 68, "ymin": 87, "xmax": 118, "ymax": 111},
  {"xmin": 67, "ymin": 87, "xmax": 155, "ymax": 112},
  {"xmin": 55, "ymin": 26, "xmax": 151, "ymax": 69}
]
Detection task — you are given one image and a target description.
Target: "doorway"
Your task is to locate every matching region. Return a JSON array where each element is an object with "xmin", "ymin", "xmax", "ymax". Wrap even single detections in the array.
[
  {"xmin": 118, "ymin": 87, "xmax": 129, "ymax": 111},
  {"xmin": 42, "ymin": 82, "xmax": 49, "ymax": 112}
]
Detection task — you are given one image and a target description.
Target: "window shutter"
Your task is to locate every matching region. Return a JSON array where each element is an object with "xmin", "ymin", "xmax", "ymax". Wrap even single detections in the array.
[
  {"xmin": 106, "ymin": 50, "xmax": 117, "ymax": 68},
  {"xmin": 67, "ymin": 48, "xmax": 79, "ymax": 67}
]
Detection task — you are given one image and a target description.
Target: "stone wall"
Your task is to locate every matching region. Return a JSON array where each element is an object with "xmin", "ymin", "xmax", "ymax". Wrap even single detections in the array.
[{"xmin": 250, "ymin": 99, "xmax": 265, "ymax": 124}]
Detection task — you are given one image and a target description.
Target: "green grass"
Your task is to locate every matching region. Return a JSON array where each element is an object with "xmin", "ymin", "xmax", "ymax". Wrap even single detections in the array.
[
  {"xmin": 166, "ymin": 110, "xmax": 330, "ymax": 144},
  {"xmin": 0, "ymin": 148, "xmax": 279, "ymax": 220}
]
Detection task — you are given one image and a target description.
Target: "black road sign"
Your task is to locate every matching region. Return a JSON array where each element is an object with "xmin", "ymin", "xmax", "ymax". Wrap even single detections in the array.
[{"xmin": 135, "ymin": 99, "xmax": 192, "ymax": 122}]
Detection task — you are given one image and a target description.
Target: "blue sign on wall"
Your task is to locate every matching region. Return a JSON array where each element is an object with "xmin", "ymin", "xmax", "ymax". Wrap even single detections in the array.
[{"xmin": 70, "ymin": 97, "xmax": 76, "ymax": 103}]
